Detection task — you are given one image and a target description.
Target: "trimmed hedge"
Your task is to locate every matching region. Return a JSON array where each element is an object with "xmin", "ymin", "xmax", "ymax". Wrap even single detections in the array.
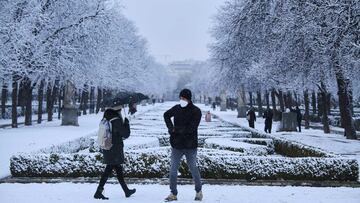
[
  {"xmin": 10, "ymin": 148, "xmax": 358, "ymax": 181},
  {"xmin": 216, "ymin": 118, "xmax": 333, "ymax": 157},
  {"xmin": 204, "ymin": 138, "xmax": 274, "ymax": 155}
]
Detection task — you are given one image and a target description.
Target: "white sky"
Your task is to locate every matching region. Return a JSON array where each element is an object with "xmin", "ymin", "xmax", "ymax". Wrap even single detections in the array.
[{"xmin": 121, "ymin": 0, "xmax": 226, "ymax": 65}]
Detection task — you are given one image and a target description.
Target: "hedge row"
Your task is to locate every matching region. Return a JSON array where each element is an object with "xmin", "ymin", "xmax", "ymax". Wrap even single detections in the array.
[
  {"xmin": 217, "ymin": 119, "xmax": 333, "ymax": 157},
  {"xmin": 204, "ymin": 138, "xmax": 274, "ymax": 155},
  {"xmin": 10, "ymin": 147, "xmax": 358, "ymax": 181}
]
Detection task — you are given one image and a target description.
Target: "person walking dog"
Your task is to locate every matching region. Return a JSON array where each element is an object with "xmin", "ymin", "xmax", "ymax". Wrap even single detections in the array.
[{"xmin": 163, "ymin": 89, "xmax": 203, "ymax": 202}]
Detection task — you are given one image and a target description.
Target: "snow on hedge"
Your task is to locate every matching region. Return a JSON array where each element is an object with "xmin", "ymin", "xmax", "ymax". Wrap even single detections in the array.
[
  {"xmin": 38, "ymin": 134, "xmax": 160, "ymax": 154},
  {"xmin": 10, "ymin": 147, "xmax": 358, "ymax": 181},
  {"xmin": 204, "ymin": 138, "xmax": 274, "ymax": 155}
]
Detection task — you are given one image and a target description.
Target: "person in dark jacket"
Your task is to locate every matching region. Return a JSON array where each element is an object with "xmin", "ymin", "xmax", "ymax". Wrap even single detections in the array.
[
  {"xmin": 247, "ymin": 107, "xmax": 256, "ymax": 128},
  {"xmin": 212, "ymin": 102, "xmax": 216, "ymax": 111},
  {"xmin": 263, "ymin": 108, "xmax": 273, "ymax": 133},
  {"xmin": 94, "ymin": 107, "xmax": 135, "ymax": 200},
  {"xmin": 295, "ymin": 106, "xmax": 302, "ymax": 132},
  {"xmin": 163, "ymin": 89, "xmax": 203, "ymax": 202}
]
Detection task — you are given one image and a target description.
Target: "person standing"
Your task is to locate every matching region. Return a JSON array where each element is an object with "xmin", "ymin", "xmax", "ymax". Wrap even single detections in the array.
[
  {"xmin": 94, "ymin": 107, "xmax": 136, "ymax": 200},
  {"xmin": 246, "ymin": 107, "xmax": 256, "ymax": 128},
  {"xmin": 263, "ymin": 108, "xmax": 273, "ymax": 133},
  {"xmin": 212, "ymin": 102, "xmax": 216, "ymax": 111},
  {"xmin": 295, "ymin": 106, "xmax": 302, "ymax": 132},
  {"xmin": 205, "ymin": 111, "xmax": 212, "ymax": 122},
  {"xmin": 163, "ymin": 89, "xmax": 203, "ymax": 202}
]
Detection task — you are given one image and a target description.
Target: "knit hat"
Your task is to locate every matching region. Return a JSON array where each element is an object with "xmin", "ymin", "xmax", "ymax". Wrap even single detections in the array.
[{"xmin": 179, "ymin": 89, "xmax": 192, "ymax": 101}]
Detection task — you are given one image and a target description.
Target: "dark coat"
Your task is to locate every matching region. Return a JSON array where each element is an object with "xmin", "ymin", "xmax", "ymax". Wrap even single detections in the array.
[
  {"xmin": 102, "ymin": 117, "xmax": 130, "ymax": 165},
  {"xmin": 247, "ymin": 109, "xmax": 256, "ymax": 122},
  {"xmin": 296, "ymin": 109, "xmax": 302, "ymax": 122},
  {"xmin": 164, "ymin": 102, "xmax": 202, "ymax": 149},
  {"xmin": 263, "ymin": 109, "xmax": 273, "ymax": 123}
]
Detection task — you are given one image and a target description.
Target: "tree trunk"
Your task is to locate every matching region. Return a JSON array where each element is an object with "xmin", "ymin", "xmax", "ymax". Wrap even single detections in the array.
[
  {"xmin": 348, "ymin": 81, "xmax": 354, "ymax": 115},
  {"xmin": 256, "ymin": 91, "xmax": 263, "ymax": 117},
  {"xmin": 18, "ymin": 80, "xmax": 25, "ymax": 116},
  {"xmin": 46, "ymin": 82, "xmax": 52, "ymax": 121},
  {"xmin": 96, "ymin": 87, "xmax": 102, "ymax": 114},
  {"xmin": 1, "ymin": 83, "xmax": 8, "ymax": 119},
  {"xmin": 311, "ymin": 91, "xmax": 317, "ymax": 115},
  {"xmin": 327, "ymin": 93, "xmax": 331, "ymax": 115},
  {"xmin": 24, "ymin": 78, "xmax": 33, "ymax": 126},
  {"xmin": 249, "ymin": 92, "xmax": 253, "ymax": 107},
  {"xmin": 89, "ymin": 86, "xmax": 95, "ymax": 114},
  {"xmin": 12, "ymin": 77, "xmax": 18, "ymax": 128},
  {"xmin": 265, "ymin": 90, "xmax": 270, "ymax": 109},
  {"xmin": 337, "ymin": 78, "xmax": 357, "ymax": 139},
  {"xmin": 304, "ymin": 90, "xmax": 310, "ymax": 129},
  {"xmin": 330, "ymin": 33, "xmax": 357, "ymax": 138},
  {"xmin": 37, "ymin": 80, "xmax": 44, "ymax": 124},
  {"xmin": 317, "ymin": 92, "xmax": 323, "ymax": 118},
  {"xmin": 271, "ymin": 88, "xmax": 276, "ymax": 111},
  {"xmin": 293, "ymin": 91, "xmax": 299, "ymax": 106},
  {"xmin": 82, "ymin": 85, "xmax": 89, "ymax": 115},
  {"xmin": 319, "ymin": 84, "xmax": 330, "ymax": 134},
  {"xmin": 58, "ymin": 86, "xmax": 63, "ymax": 120}
]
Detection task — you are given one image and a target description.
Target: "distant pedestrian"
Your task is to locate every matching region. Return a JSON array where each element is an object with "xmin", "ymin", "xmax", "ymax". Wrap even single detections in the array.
[
  {"xmin": 163, "ymin": 88, "xmax": 203, "ymax": 202},
  {"xmin": 263, "ymin": 108, "xmax": 273, "ymax": 133},
  {"xmin": 247, "ymin": 107, "xmax": 256, "ymax": 128},
  {"xmin": 128, "ymin": 101, "xmax": 137, "ymax": 115},
  {"xmin": 212, "ymin": 102, "xmax": 216, "ymax": 111},
  {"xmin": 205, "ymin": 111, "xmax": 212, "ymax": 122},
  {"xmin": 295, "ymin": 106, "xmax": 302, "ymax": 132}
]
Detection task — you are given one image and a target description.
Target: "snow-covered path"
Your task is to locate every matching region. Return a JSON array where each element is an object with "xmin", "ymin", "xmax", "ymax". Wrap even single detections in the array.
[{"xmin": 1, "ymin": 183, "xmax": 359, "ymax": 203}]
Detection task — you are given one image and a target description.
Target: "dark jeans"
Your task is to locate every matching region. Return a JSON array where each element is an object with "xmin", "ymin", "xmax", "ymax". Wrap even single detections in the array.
[
  {"xmin": 298, "ymin": 121, "xmax": 301, "ymax": 132},
  {"xmin": 170, "ymin": 148, "xmax": 202, "ymax": 195},
  {"xmin": 97, "ymin": 164, "xmax": 129, "ymax": 193},
  {"xmin": 265, "ymin": 120, "xmax": 272, "ymax": 133},
  {"xmin": 248, "ymin": 121, "xmax": 255, "ymax": 128}
]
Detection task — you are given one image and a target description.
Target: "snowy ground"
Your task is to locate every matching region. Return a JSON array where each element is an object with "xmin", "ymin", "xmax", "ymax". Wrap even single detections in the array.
[{"xmin": 1, "ymin": 183, "xmax": 360, "ymax": 203}]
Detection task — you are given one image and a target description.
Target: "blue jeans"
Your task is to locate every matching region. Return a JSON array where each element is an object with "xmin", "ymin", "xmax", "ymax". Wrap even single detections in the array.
[{"xmin": 169, "ymin": 148, "xmax": 202, "ymax": 195}]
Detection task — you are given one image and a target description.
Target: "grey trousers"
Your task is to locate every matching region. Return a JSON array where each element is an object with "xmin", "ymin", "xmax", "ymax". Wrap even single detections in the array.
[{"xmin": 169, "ymin": 148, "xmax": 202, "ymax": 195}]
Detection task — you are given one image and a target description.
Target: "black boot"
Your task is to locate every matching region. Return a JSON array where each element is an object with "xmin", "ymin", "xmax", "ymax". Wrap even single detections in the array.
[
  {"xmin": 125, "ymin": 188, "xmax": 136, "ymax": 198},
  {"xmin": 94, "ymin": 187, "xmax": 109, "ymax": 200}
]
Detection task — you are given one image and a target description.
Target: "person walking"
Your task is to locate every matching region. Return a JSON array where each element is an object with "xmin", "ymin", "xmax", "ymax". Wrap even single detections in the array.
[
  {"xmin": 163, "ymin": 89, "xmax": 203, "ymax": 202},
  {"xmin": 295, "ymin": 106, "xmax": 302, "ymax": 132},
  {"xmin": 263, "ymin": 108, "xmax": 273, "ymax": 133},
  {"xmin": 246, "ymin": 107, "xmax": 256, "ymax": 128},
  {"xmin": 94, "ymin": 107, "xmax": 136, "ymax": 200}
]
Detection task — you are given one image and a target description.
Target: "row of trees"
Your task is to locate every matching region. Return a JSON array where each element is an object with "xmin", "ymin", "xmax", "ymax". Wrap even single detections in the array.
[
  {"xmin": 204, "ymin": 0, "xmax": 359, "ymax": 139},
  {"xmin": 0, "ymin": 0, "xmax": 174, "ymax": 127}
]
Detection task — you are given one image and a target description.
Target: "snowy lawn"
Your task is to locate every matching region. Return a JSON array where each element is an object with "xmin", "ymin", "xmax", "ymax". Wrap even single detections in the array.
[
  {"xmin": 0, "ymin": 104, "xmax": 162, "ymax": 179},
  {"xmin": 0, "ymin": 183, "xmax": 359, "ymax": 203}
]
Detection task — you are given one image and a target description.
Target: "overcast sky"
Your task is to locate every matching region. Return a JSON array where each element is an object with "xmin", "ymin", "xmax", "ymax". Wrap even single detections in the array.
[{"xmin": 121, "ymin": 0, "xmax": 226, "ymax": 65}]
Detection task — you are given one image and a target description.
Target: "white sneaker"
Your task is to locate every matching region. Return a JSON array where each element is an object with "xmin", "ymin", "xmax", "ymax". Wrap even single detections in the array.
[
  {"xmin": 195, "ymin": 191, "xmax": 203, "ymax": 201},
  {"xmin": 165, "ymin": 193, "xmax": 177, "ymax": 202}
]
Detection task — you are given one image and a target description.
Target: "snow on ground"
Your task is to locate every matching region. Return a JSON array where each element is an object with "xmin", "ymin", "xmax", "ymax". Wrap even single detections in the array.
[
  {"xmin": 0, "ymin": 183, "xmax": 359, "ymax": 203},
  {"xmin": 0, "ymin": 104, "xmax": 162, "ymax": 179}
]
